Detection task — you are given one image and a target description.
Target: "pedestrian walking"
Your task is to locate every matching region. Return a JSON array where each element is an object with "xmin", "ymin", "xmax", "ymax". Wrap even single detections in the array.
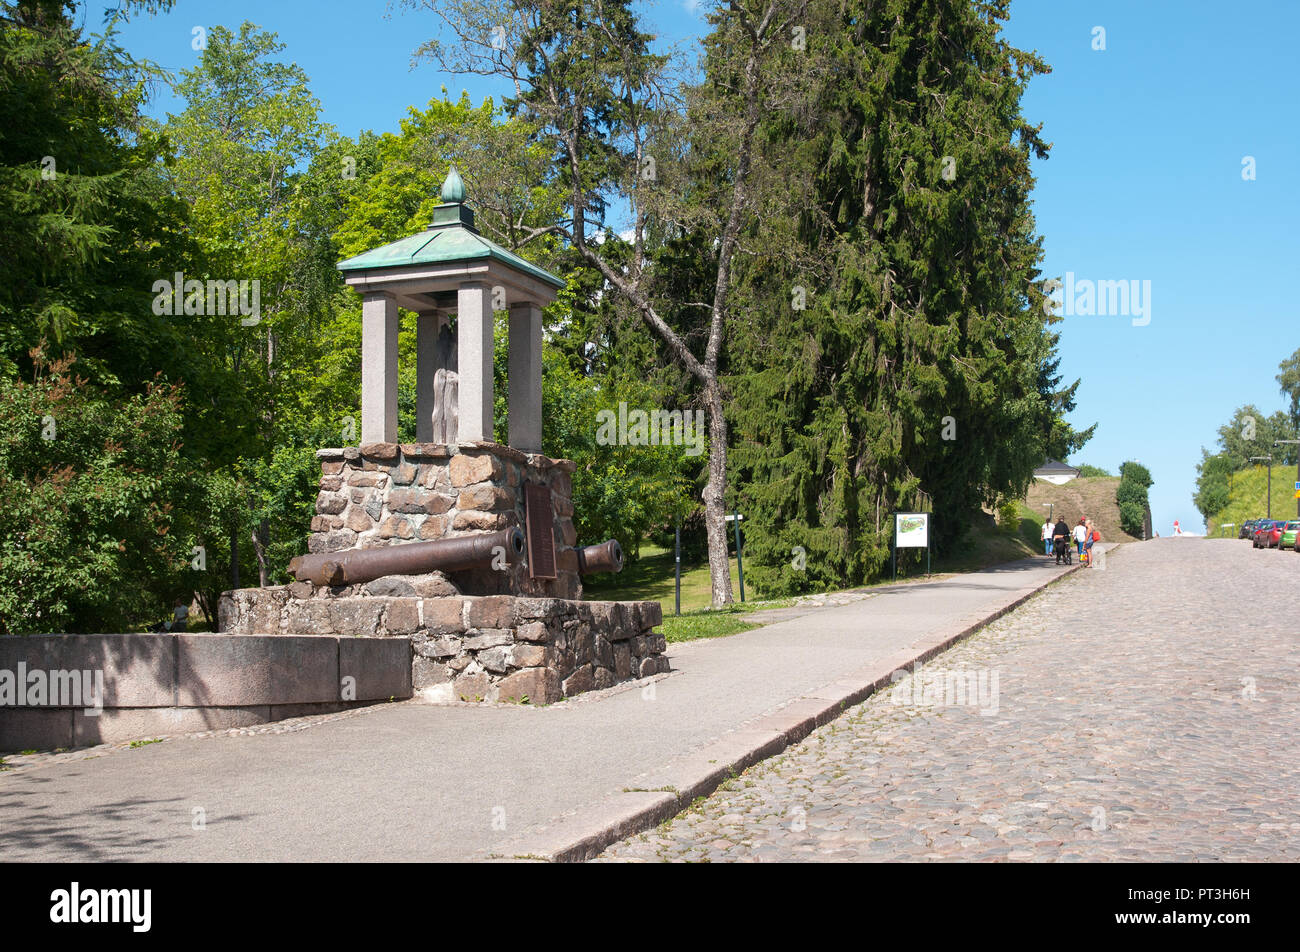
[
  {"xmin": 1053, "ymin": 518, "xmax": 1071, "ymax": 564},
  {"xmin": 1042, "ymin": 518, "xmax": 1053, "ymax": 557},
  {"xmin": 1073, "ymin": 518, "xmax": 1088, "ymax": 558},
  {"xmin": 1085, "ymin": 521, "xmax": 1100, "ymax": 566}
]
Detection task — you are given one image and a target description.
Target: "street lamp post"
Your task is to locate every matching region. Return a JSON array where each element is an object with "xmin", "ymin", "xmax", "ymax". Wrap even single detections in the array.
[
  {"xmin": 1249, "ymin": 455, "xmax": 1273, "ymax": 520},
  {"xmin": 1273, "ymin": 440, "xmax": 1300, "ymax": 519}
]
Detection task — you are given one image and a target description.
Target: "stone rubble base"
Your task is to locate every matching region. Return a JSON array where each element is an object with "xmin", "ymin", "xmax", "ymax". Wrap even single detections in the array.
[{"xmin": 219, "ymin": 578, "xmax": 667, "ymax": 706}]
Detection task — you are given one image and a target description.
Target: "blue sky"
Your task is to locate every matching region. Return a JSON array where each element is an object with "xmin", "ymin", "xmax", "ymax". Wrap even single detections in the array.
[{"xmin": 113, "ymin": 0, "xmax": 1300, "ymax": 533}]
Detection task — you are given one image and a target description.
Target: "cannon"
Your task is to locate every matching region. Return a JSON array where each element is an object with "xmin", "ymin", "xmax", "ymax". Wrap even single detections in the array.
[
  {"xmin": 575, "ymin": 539, "xmax": 624, "ymax": 575},
  {"xmin": 288, "ymin": 527, "xmax": 525, "ymax": 587}
]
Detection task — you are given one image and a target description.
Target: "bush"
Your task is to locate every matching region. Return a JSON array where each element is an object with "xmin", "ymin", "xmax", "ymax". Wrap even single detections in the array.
[
  {"xmin": 0, "ymin": 348, "xmax": 194, "ymax": 634},
  {"xmin": 1118, "ymin": 460, "xmax": 1153, "ymax": 489},
  {"xmin": 998, "ymin": 498, "xmax": 1020, "ymax": 534},
  {"xmin": 1116, "ymin": 459, "xmax": 1153, "ymax": 537},
  {"xmin": 1076, "ymin": 464, "xmax": 1112, "ymax": 477}
]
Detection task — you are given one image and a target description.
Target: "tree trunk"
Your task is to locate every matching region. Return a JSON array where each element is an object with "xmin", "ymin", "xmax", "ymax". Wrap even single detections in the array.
[
  {"xmin": 702, "ymin": 380, "xmax": 733, "ymax": 606},
  {"xmin": 230, "ymin": 528, "xmax": 240, "ymax": 589},
  {"xmin": 252, "ymin": 517, "xmax": 270, "ymax": 587}
]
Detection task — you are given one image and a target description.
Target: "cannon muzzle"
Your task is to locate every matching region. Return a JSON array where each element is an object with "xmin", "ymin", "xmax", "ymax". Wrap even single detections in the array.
[
  {"xmin": 575, "ymin": 539, "xmax": 624, "ymax": 575},
  {"xmin": 288, "ymin": 527, "xmax": 524, "ymax": 587}
]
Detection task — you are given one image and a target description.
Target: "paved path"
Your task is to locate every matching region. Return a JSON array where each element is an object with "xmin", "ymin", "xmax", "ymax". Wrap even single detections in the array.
[
  {"xmin": 0, "ymin": 556, "xmax": 1070, "ymax": 861},
  {"xmin": 600, "ymin": 540, "xmax": 1300, "ymax": 862}
]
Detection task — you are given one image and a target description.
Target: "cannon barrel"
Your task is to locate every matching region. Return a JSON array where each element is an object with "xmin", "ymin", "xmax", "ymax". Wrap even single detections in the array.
[
  {"xmin": 288, "ymin": 527, "xmax": 524, "ymax": 587},
  {"xmin": 575, "ymin": 539, "xmax": 624, "ymax": 575}
]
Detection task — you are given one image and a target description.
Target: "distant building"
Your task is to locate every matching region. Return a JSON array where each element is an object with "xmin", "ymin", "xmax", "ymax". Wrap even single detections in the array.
[{"xmin": 1033, "ymin": 459, "xmax": 1081, "ymax": 485}]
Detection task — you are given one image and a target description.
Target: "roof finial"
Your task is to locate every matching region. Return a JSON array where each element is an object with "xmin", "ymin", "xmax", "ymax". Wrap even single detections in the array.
[{"xmin": 441, "ymin": 165, "xmax": 465, "ymax": 203}]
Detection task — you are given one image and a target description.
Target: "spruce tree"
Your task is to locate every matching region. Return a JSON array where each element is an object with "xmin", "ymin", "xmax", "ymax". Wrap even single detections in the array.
[{"xmin": 729, "ymin": 0, "xmax": 1092, "ymax": 593}]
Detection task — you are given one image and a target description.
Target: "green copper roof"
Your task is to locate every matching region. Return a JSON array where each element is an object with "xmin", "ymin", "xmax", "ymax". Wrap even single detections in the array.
[
  {"xmin": 337, "ymin": 167, "xmax": 564, "ymax": 289},
  {"xmin": 336, "ymin": 224, "xmax": 564, "ymax": 288}
]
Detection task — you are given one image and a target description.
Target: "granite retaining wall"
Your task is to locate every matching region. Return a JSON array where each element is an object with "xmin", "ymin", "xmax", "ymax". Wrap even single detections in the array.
[{"xmin": 0, "ymin": 633, "xmax": 411, "ymax": 753}]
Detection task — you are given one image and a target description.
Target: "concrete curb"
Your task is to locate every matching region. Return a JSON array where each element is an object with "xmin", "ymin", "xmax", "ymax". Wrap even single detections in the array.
[{"xmin": 490, "ymin": 555, "xmax": 1093, "ymax": 862}]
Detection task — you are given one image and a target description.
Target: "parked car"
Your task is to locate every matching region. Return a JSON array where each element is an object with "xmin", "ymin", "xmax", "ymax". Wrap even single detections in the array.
[
  {"xmin": 1280, "ymin": 520, "xmax": 1300, "ymax": 550},
  {"xmin": 1256, "ymin": 520, "xmax": 1285, "ymax": 548},
  {"xmin": 1251, "ymin": 520, "xmax": 1273, "ymax": 547},
  {"xmin": 1240, "ymin": 519, "xmax": 1258, "ymax": 539}
]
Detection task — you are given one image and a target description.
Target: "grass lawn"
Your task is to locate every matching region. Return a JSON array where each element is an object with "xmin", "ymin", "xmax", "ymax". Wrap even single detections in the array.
[
  {"xmin": 655, "ymin": 605, "xmax": 774, "ymax": 643},
  {"xmin": 582, "ymin": 543, "xmax": 744, "ymax": 613},
  {"xmin": 581, "ymin": 543, "xmax": 787, "ymax": 642}
]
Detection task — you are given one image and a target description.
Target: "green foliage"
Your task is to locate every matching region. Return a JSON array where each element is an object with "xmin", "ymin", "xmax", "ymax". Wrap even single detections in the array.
[
  {"xmin": 1192, "ymin": 449, "xmax": 1233, "ymax": 521},
  {"xmin": 0, "ymin": 0, "xmax": 201, "ymax": 390},
  {"xmin": 1210, "ymin": 405, "xmax": 1297, "ymax": 467},
  {"xmin": 1202, "ymin": 464, "xmax": 1300, "ymax": 536},
  {"xmin": 997, "ymin": 499, "xmax": 1020, "ymax": 535},
  {"xmin": 1192, "ymin": 383, "xmax": 1300, "ymax": 523},
  {"xmin": 1118, "ymin": 461, "xmax": 1152, "ymax": 489},
  {"xmin": 1115, "ymin": 460, "xmax": 1153, "ymax": 537},
  {"xmin": 1076, "ymin": 464, "xmax": 1112, "ymax": 477},
  {"xmin": 1275, "ymin": 346, "xmax": 1300, "ymax": 430},
  {"xmin": 541, "ymin": 349, "xmax": 694, "ymax": 554},
  {"xmin": 334, "ymin": 92, "xmax": 561, "ymax": 263},
  {"xmin": 729, "ymin": 0, "xmax": 1083, "ymax": 595},
  {"xmin": 159, "ymin": 22, "xmax": 368, "ymax": 589},
  {"xmin": 0, "ymin": 349, "xmax": 192, "ymax": 634}
]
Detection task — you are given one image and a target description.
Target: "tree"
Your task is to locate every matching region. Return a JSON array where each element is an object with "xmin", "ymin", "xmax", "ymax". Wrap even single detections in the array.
[
  {"xmin": 727, "ymin": 0, "xmax": 1084, "ymax": 593},
  {"xmin": 0, "ymin": 0, "xmax": 203, "ymax": 392},
  {"xmin": 162, "ymin": 22, "xmax": 341, "ymax": 586},
  {"xmin": 1116, "ymin": 460, "xmax": 1153, "ymax": 538},
  {"xmin": 0, "ymin": 346, "xmax": 192, "ymax": 633},
  {"xmin": 1192, "ymin": 449, "xmax": 1233, "ymax": 521},
  {"xmin": 1210, "ymin": 405, "xmax": 1296, "ymax": 467},
  {"xmin": 409, "ymin": 0, "xmax": 808, "ymax": 606},
  {"xmin": 1277, "ymin": 346, "xmax": 1300, "ymax": 431}
]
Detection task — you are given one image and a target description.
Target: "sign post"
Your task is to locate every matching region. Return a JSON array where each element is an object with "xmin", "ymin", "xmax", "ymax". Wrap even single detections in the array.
[
  {"xmin": 726, "ymin": 513, "xmax": 745, "ymax": 602},
  {"xmin": 893, "ymin": 512, "xmax": 931, "ymax": 581},
  {"xmin": 674, "ymin": 519, "xmax": 681, "ymax": 616}
]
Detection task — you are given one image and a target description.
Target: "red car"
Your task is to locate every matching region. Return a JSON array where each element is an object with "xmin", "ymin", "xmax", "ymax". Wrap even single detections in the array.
[{"xmin": 1254, "ymin": 520, "xmax": 1285, "ymax": 548}]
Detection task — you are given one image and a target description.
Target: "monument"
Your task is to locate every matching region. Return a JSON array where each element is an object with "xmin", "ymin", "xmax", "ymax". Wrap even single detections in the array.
[{"xmin": 219, "ymin": 168, "xmax": 667, "ymax": 704}]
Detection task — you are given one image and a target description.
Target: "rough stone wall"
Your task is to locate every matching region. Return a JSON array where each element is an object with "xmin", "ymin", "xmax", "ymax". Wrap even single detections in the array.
[
  {"xmin": 309, "ymin": 440, "xmax": 581, "ymax": 599},
  {"xmin": 217, "ymin": 577, "xmax": 667, "ymax": 706}
]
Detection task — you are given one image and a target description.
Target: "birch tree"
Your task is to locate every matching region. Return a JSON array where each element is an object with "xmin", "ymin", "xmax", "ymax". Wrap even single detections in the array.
[{"xmin": 409, "ymin": 0, "xmax": 807, "ymax": 605}]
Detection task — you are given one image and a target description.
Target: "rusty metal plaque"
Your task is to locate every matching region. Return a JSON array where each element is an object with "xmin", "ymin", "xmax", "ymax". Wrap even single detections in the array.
[{"xmin": 524, "ymin": 483, "xmax": 557, "ymax": 579}]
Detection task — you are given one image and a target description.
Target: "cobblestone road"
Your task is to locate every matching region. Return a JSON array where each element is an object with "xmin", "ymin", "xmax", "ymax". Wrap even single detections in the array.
[{"xmin": 600, "ymin": 540, "xmax": 1300, "ymax": 862}]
